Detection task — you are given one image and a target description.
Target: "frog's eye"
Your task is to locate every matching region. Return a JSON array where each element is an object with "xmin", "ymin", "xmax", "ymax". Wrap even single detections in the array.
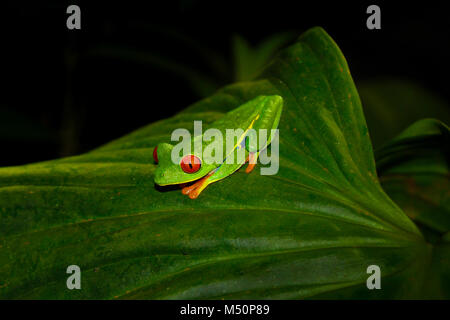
[
  {"xmin": 180, "ymin": 155, "xmax": 201, "ymax": 173},
  {"xmin": 153, "ymin": 146, "xmax": 158, "ymax": 164}
]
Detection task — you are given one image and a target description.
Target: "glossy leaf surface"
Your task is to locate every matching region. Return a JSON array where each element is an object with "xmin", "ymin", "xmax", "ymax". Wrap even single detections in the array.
[{"xmin": 0, "ymin": 28, "xmax": 433, "ymax": 299}]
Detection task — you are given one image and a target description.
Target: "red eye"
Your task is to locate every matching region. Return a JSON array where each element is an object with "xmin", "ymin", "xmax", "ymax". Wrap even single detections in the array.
[
  {"xmin": 153, "ymin": 146, "xmax": 158, "ymax": 164},
  {"xmin": 180, "ymin": 155, "xmax": 201, "ymax": 173}
]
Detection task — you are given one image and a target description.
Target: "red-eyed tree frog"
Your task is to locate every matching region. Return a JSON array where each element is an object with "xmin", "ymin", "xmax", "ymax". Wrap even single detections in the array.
[{"xmin": 153, "ymin": 95, "xmax": 283, "ymax": 199}]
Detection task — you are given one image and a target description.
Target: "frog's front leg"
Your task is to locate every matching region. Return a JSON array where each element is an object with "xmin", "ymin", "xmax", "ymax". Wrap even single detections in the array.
[
  {"xmin": 182, "ymin": 161, "xmax": 245, "ymax": 199},
  {"xmin": 181, "ymin": 168, "xmax": 217, "ymax": 199}
]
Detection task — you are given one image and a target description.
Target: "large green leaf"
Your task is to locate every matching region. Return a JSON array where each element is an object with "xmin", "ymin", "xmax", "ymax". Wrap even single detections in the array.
[
  {"xmin": 376, "ymin": 119, "xmax": 450, "ymax": 298},
  {"xmin": 358, "ymin": 78, "xmax": 450, "ymax": 149},
  {"xmin": 0, "ymin": 27, "xmax": 430, "ymax": 299},
  {"xmin": 232, "ymin": 32, "xmax": 296, "ymax": 82},
  {"xmin": 377, "ymin": 119, "xmax": 450, "ymax": 235}
]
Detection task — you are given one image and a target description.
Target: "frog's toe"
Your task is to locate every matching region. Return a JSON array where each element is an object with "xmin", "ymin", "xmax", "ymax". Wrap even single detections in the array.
[
  {"xmin": 245, "ymin": 163, "xmax": 256, "ymax": 173},
  {"xmin": 182, "ymin": 185, "xmax": 195, "ymax": 195},
  {"xmin": 188, "ymin": 189, "xmax": 201, "ymax": 199}
]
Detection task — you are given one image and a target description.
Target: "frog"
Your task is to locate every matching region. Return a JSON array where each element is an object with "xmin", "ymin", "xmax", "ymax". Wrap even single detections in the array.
[{"xmin": 153, "ymin": 95, "xmax": 283, "ymax": 199}]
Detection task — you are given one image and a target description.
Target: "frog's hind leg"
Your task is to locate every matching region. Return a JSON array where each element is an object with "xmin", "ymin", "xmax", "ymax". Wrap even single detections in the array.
[
  {"xmin": 243, "ymin": 130, "xmax": 263, "ymax": 174},
  {"xmin": 245, "ymin": 152, "xmax": 258, "ymax": 174},
  {"xmin": 244, "ymin": 97, "xmax": 282, "ymax": 175}
]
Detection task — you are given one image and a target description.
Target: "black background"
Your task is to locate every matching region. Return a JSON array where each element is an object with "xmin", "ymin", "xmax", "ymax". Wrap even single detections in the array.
[
  {"xmin": 0, "ymin": 299, "xmax": 446, "ymax": 317},
  {"xmin": 2, "ymin": 0, "xmax": 449, "ymax": 166}
]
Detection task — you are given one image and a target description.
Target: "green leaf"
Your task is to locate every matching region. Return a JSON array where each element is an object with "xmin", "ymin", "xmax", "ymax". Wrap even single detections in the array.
[
  {"xmin": 232, "ymin": 32, "xmax": 296, "ymax": 82},
  {"xmin": 358, "ymin": 78, "xmax": 450, "ymax": 149},
  {"xmin": 376, "ymin": 119, "xmax": 450, "ymax": 298},
  {"xmin": 0, "ymin": 27, "xmax": 430, "ymax": 299},
  {"xmin": 377, "ymin": 119, "xmax": 450, "ymax": 235}
]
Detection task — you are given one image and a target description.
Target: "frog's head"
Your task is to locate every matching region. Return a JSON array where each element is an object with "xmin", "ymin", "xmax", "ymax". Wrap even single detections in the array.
[{"xmin": 153, "ymin": 142, "xmax": 216, "ymax": 186}]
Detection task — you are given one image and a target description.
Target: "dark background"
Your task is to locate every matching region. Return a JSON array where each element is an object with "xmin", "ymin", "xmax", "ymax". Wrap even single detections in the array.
[{"xmin": 1, "ymin": 0, "xmax": 449, "ymax": 166}]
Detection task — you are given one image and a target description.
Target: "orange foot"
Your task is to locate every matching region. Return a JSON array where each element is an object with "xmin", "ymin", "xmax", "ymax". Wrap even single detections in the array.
[
  {"xmin": 245, "ymin": 152, "xmax": 257, "ymax": 174},
  {"xmin": 182, "ymin": 172, "xmax": 213, "ymax": 199}
]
